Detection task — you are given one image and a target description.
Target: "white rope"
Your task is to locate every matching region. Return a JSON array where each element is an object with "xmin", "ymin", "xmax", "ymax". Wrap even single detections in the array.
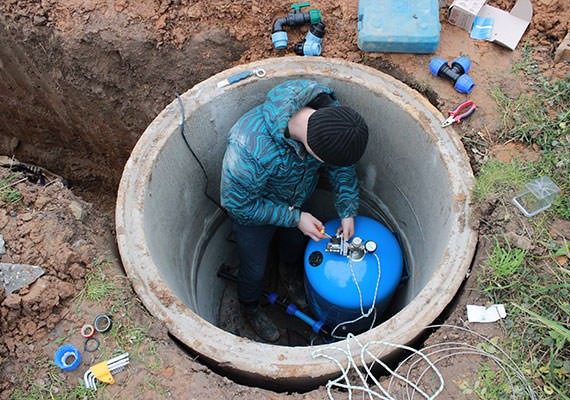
[
  {"xmin": 312, "ymin": 324, "xmax": 537, "ymax": 400},
  {"xmin": 311, "ymin": 334, "xmax": 444, "ymax": 400},
  {"xmin": 330, "ymin": 253, "xmax": 382, "ymax": 340}
]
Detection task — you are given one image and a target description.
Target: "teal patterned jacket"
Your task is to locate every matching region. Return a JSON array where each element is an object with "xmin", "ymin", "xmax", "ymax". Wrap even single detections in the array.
[{"xmin": 220, "ymin": 79, "xmax": 359, "ymax": 227}]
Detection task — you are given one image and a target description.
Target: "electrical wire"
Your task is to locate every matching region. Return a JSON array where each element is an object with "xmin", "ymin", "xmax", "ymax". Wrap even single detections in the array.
[{"xmin": 175, "ymin": 93, "xmax": 224, "ymax": 211}]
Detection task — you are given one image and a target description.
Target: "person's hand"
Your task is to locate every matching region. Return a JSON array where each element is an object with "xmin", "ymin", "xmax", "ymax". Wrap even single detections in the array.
[
  {"xmin": 337, "ymin": 217, "xmax": 355, "ymax": 241},
  {"xmin": 298, "ymin": 212, "xmax": 328, "ymax": 242}
]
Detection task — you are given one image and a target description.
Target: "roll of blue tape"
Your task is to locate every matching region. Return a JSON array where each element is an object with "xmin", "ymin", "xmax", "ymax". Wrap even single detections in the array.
[{"xmin": 54, "ymin": 344, "xmax": 81, "ymax": 371}]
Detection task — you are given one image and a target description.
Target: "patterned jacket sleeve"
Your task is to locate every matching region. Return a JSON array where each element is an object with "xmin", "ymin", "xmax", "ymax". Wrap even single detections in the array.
[
  {"xmin": 220, "ymin": 142, "xmax": 301, "ymax": 227},
  {"xmin": 326, "ymin": 165, "xmax": 359, "ymax": 219}
]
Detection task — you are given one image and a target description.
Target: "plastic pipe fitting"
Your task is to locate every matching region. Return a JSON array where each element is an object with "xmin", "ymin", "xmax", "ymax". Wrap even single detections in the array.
[
  {"xmin": 271, "ymin": 2, "xmax": 322, "ymax": 50},
  {"xmin": 54, "ymin": 344, "xmax": 82, "ymax": 371},
  {"xmin": 429, "ymin": 56, "xmax": 475, "ymax": 94},
  {"xmin": 294, "ymin": 21, "xmax": 326, "ymax": 56}
]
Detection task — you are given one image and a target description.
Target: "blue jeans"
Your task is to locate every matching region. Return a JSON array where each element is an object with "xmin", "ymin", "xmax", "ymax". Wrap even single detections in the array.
[{"xmin": 232, "ymin": 221, "xmax": 307, "ymax": 308}]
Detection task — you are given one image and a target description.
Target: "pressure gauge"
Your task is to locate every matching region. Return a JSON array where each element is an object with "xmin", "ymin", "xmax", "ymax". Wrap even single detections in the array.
[{"xmin": 365, "ymin": 240, "xmax": 377, "ymax": 253}]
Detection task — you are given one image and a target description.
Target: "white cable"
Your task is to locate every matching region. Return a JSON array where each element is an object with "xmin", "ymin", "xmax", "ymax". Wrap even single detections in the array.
[
  {"xmin": 331, "ymin": 253, "xmax": 382, "ymax": 340},
  {"xmin": 312, "ymin": 334, "xmax": 444, "ymax": 400},
  {"xmin": 388, "ymin": 325, "xmax": 537, "ymax": 400},
  {"xmin": 313, "ymin": 324, "xmax": 537, "ymax": 400}
]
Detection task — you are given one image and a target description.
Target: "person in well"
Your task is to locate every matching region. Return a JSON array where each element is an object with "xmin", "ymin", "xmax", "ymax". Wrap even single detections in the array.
[{"xmin": 220, "ymin": 79, "xmax": 369, "ymax": 342}]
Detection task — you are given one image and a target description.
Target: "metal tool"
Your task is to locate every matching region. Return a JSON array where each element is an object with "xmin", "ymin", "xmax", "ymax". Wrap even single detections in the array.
[
  {"xmin": 83, "ymin": 352, "xmax": 130, "ymax": 390},
  {"xmin": 217, "ymin": 68, "xmax": 266, "ymax": 88},
  {"xmin": 441, "ymin": 100, "xmax": 477, "ymax": 127}
]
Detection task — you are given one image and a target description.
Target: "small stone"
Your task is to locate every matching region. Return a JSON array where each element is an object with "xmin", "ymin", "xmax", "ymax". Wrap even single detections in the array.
[
  {"xmin": 506, "ymin": 232, "xmax": 533, "ymax": 251},
  {"xmin": 33, "ymin": 15, "xmax": 47, "ymax": 26},
  {"xmin": 68, "ymin": 201, "xmax": 84, "ymax": 221}
]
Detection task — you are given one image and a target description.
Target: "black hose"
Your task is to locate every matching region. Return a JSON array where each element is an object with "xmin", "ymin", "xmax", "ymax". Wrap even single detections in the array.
[{"xmin": 175, "ymin": 93, "xmax": 224, "ymax": 211}]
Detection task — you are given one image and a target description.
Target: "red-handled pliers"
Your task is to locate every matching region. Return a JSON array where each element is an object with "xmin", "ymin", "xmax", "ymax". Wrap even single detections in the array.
[{"xmin": 441, "ymin": 100, "xmax": 477, "ymax": 127}]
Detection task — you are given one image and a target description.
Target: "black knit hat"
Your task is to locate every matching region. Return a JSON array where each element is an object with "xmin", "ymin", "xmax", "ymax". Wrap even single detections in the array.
[{"xmin": 307, "ymin": 106, "xmax": 369, "ymax": 166}]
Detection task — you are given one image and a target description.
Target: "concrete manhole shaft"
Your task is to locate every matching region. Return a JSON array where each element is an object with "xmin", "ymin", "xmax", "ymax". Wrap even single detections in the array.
[{"xmin": 116, "ymin": 57, "xmax": 477, "ymax": 390}]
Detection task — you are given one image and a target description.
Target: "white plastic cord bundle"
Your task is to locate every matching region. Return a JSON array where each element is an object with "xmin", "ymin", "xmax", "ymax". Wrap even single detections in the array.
[
  {"xmin": 312, "ymin": 333, "xmax": 443, "ymax": 400},
  {"xmin": 312, "ymin": 324, "xmax": 537, "ymax": 400},
  {"xmin": 387, "ymin": 324, "xmax": 537, "ymax": 400},
  {"xmin": 330, "ymin": 253, "xmax": 382, "ymax": 340}
]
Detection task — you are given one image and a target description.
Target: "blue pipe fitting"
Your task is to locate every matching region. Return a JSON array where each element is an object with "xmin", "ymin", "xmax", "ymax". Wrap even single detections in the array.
[
  {"xmin": 294, "ymin": 21, "xmax": 326, "ymax": 56},
  {"xmin": 429, "ymin": 56, "xmax": 474, "ymax": 94},
  {"xmin": 271, "ymin": 31, "xmax": 289, "ymax": 50},
  {"xmin": 54, "ymin": 344, "xmax": 82, "ymax": 371}
]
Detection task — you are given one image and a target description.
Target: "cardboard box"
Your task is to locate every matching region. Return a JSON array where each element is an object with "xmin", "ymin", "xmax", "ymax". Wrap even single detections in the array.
[
  {"xmin": 447, "ymin": 0, "xmax": 487, "ymax": 32},
  {"xmin": 448, "ymin": 0, "xmax": 533, "ymax": 50}
]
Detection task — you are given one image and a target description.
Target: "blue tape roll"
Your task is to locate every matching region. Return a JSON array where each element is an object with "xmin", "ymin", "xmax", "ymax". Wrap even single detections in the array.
[{"xmin": 54, "ymin": 344, "xmax": 81, "ymax": 371}]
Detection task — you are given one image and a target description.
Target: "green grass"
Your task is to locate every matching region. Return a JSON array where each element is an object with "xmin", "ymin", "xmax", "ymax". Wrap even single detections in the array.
[
  {"xmin": 9, "ymin": 361, "xmax": 97, "ymax": 400},
  {"xmin": 486, "ymin": 41, "xmax": 569, "ymax": 220},
  {"xmin": 0, "ymin": 174, "xmax": 23, "ymax": 203},
  {"xmin": 474, "ymin": 154, "xmax": 568, "ymax": 219},
  {"xmin": 475, "ymin": 236, "xmax": 570, "ymax": 398},
  {"xmin": 78, "ymin": 259, "xmax": 123, "ymax": 304},
  {"xmin": 479, "ymin": 236, "xmax": 527, "ymax": 293},
  {"xmin": 491, "ymin": 72, "xmax": 569, "ymax": 156},
  {"xmin": 473, "ymin": 45, "xmax": 570, "ymax": 399}
]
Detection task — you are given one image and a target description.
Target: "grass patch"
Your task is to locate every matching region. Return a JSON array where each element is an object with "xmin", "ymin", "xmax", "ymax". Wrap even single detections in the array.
[
  {"xmin": 474, "ymin": 154, "xmax": 568, "ymax": 219},
  {"xmin": 78, "ymin": 259, "xmax": 123, "ymax": 304},
  {"xmin": 476, "ymin": 236, "xmax": 570, "ymax": 399},
  {"xmin": 479, "ymin": 236, "xmax": 527, "ymax": 293},
  {"xmin": 485, "ymin": 43, "xmax": 569, "ymax": 219},
  {"xmin": 473, "ymin": 44, "xmax": 570, "ymax": 399},
  {"xmin": 0, "ymin": 174, "xmax": 23, "ymax": 203},
  {"xmin": 10, "ymin": 361, "xmax": 97, "ymax": 400}
]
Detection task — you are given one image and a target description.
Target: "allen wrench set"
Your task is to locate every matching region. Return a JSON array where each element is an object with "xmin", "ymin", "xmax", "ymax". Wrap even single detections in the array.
[{"xmin": 83, "ymin": 352, "xmax": 130, "ymax": 390}]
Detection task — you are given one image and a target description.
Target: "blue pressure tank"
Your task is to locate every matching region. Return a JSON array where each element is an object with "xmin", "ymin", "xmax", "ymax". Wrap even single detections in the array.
[{"xmin": 304, "ymin": 216, "xmax": 404, "ymax": 335}]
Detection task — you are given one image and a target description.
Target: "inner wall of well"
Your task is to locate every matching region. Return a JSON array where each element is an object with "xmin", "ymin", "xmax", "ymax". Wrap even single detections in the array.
[{"xmin": 143, "ymin": 76, "xmax": 453, "ymax": 330}]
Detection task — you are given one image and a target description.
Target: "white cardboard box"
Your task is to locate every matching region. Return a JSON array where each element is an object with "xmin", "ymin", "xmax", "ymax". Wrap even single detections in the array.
[{"xmin": 448, "ymin": 0, "xmax": 533, "ymax": 50}]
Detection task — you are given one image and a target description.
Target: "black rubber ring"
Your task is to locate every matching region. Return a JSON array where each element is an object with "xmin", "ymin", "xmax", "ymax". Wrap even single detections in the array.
[
  {"xmin": 94, "ymin": 314, "xmax": 112, "ymax": 333},
  {"xmin": 84, "ymin": 337, "xmax": 100, "ymax": 352}
]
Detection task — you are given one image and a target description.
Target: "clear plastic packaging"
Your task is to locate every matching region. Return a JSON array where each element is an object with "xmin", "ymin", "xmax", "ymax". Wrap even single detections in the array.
[{"xmin": 512, "ymin": 176, "xmax": 561, "ymax": 217}]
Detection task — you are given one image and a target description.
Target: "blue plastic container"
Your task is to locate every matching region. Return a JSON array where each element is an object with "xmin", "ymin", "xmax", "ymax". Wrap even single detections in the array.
[
  {"xmin": 357, "ymin": 0, "xmax": 441, "ymax": 53},
  {"xmin": 304, "ymin": 216, "xmax": 404, "ymax": 335}
]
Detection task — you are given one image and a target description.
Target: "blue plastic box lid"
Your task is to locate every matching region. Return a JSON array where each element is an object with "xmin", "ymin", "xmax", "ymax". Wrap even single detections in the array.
[{"xmin": 358, "ymin": 0, "xmax": 441, "ymax": 53}]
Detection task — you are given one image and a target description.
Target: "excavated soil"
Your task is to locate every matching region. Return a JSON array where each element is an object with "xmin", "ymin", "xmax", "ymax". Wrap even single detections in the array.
[{"xmin": 0, "ymin": 0, "xmax": 569, "ymax": 398}]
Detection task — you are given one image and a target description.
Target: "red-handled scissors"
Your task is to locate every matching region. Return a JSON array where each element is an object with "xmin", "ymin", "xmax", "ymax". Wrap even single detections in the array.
[{"xmin": 441, "ymin": 100, "xmax": 477, "ymax": 127}]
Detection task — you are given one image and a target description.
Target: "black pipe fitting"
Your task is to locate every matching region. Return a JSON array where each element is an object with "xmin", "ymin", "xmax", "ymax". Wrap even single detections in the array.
[{"xmin": 271, "ymin": 2, "xmax": 322, "ymax": 50}]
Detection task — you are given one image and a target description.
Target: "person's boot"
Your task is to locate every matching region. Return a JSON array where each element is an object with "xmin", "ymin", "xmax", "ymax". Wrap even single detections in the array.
[
  {"xmin": 285, "ymin": 279, "xmax": 308, "ymax": 310},
  {"xmin": 241, "ymin": 306, "xmax": 280, "ymax": 342},
  {"xmin": 278, "ymin": 262, "xmax": 308, "ymax": 310}
]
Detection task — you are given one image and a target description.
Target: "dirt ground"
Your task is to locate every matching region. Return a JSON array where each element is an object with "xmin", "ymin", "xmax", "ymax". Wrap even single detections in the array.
[{"xmin": 0, "ymin": 0, "xmax": 569, "ymax": 399}]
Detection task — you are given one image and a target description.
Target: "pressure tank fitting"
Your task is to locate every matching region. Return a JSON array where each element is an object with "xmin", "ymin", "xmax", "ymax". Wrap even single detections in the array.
[
  {"xmin": 294, "ymin": 21, "xmax": 326, "ymax": 56},
  {"xmin": 272, "ymin": 2, "xmax": 322, "ymax": 50},
  {"xmin": 429, "ymin": 56, "xmax": 475, "ymax": 94}
]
